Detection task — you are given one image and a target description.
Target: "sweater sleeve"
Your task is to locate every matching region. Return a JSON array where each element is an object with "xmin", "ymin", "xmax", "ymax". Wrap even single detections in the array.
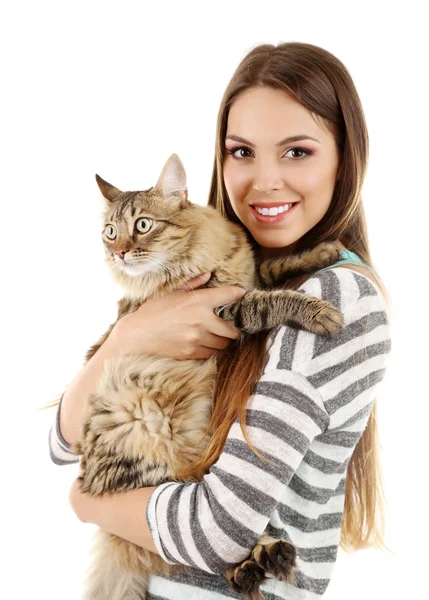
[
  {"xmin": 146, "ymin": 268, "xmax": 392, "ymax": 575},
  {"xmin": 48, "ymin": 394, "xmax": 80, "ymax": 465}
]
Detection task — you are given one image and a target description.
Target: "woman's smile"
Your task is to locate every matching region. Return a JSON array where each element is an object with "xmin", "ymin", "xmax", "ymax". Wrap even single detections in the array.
[{"xmin": 249, "ymin": 201, "xmax": 300, "ymax": 224}]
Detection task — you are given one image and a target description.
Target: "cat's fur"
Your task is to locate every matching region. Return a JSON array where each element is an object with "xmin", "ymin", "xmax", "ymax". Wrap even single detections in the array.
[{"xmin": 72, "ymin": 154, "xmax": 344, "ymax": 600}]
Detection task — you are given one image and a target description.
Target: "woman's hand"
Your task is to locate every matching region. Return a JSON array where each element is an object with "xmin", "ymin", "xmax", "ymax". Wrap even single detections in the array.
[{"xmin": 112, "ymin": 272, "xmax": 246, "ymax": 360}]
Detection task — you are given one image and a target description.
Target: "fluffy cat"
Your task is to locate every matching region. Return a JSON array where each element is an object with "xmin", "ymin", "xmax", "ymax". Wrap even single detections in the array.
[{"xmin": 72, "ymin": 153, "xmax": 344, "ymax": 600}]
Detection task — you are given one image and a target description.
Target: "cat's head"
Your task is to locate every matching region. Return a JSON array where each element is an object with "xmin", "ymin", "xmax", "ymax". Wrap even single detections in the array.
[{"xmin": 96, "ymin": 154, "xmax": 210, "ymax": 299}]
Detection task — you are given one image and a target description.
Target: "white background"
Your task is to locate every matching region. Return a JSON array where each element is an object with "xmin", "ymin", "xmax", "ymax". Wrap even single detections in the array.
[{"xmin": 2, "ymin": 1, "xmax": 428, "ymax": 598}]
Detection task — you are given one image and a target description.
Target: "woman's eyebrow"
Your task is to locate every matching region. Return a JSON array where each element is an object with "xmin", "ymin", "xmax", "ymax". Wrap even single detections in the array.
[{"xmin": 225, "ymin": 134, "xmax": 321, "ymax": 146}]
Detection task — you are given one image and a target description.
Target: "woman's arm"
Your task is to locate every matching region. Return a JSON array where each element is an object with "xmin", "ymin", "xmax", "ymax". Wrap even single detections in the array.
[
  {"xmin": 70, "ymin": 269, "xmax": 391, "ymax": 576},
  {"xmin": 69, "ymin": 480, "xmax": 159, "ymax": 554},
  {"xmin": 59, "ymin": 332, "xmax": 122, "ymax": 447}
]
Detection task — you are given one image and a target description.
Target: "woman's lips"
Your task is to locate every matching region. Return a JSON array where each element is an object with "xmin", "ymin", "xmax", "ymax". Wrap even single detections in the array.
[{"xmin": 249, "ymin": 202, "xmax": 299, "ymax": 224}]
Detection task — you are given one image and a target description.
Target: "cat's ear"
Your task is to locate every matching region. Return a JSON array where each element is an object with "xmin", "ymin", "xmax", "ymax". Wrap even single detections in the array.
[
  {"xmin": 154, "ymin": 154, "xmax": 188, "ymax": 202},
  {"xmin": 95, "ymin": 174, "xmax": 123, "ymax": 203}
]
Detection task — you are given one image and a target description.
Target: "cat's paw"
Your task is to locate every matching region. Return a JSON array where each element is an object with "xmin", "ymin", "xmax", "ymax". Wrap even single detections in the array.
[
  {"xmin": 309, "ymin": 241, "xmax": 342, "ymax": 268},
  {"xmin": 251, "ymin": 538, "xmax": 297, "ymax": 583},
  {"xmin": 215, "ymin": 301, "xmax": 240, "ymax": 323},
  {"xmin": 225, "ymin": 560, "xmax": 266, "ymax": 599},
  {"xmin": 302, "ymin": 298, "xmax": 344, "ymax": 337}
]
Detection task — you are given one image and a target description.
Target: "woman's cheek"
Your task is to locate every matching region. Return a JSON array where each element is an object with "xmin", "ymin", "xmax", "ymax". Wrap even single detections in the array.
[{"xmin": 224, "ymin": 162, "xmax": 249, "ymax": 202}]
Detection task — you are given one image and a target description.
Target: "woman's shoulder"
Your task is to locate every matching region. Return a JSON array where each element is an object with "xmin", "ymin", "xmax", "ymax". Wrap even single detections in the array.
[
  {"xmin": 299, "ymin": 265, "xmax": 388, "ymax": 315},
  {"xmin": 265, "ymin": 266, "xmax": 391, "ymax": 375}
]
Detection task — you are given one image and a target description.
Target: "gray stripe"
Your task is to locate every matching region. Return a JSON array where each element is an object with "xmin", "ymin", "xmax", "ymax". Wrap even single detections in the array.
[
  {"xmin": 296, "ymin": 544, "xmax": 338, "ymax": 563},
  {"xmin": 308, "ymin": 340, "xmax": 391, "ymax": 391},
  {"xmin": 55, "ymin": 394, "xmax": 77, "ymax": 453},
  {"xmin": 277, "ymin": 325, "xmax": 299, "ymax": 369},
  {"xmin": 313, "ymin": 311, "xmax": 389, "ymax": 359},
  {"xmin": 289, "ymin": 474, "xmax": 336, "ymax": 504},
  {"xmin": 315, "ymin": 269, "xmax": 342, "ymax": 309},
  {"xmin": 166, "ymin": 485, "xmax": 198, "ymax": 568},
  {"xmin": 324, "ymin": 369, "xmax": 386, "ymax": 414},
  {"xmin": 188, "ymin": 485, "xmax": 235, "ymax": 573},
  {"xmin": 255, "ymin": 380, "xmax": 329, "ymax": 431},
  {"xmin": 148, "ymin": 572, "xmax": 288, "ymax": 599},
  {"xmin": 353, "ymin": 271, "xmax": 378, "ymax": 298},
  {"xmin": 265, "ymin": 524, "xmax": 339, "ymax": 562},
  {"xmin": 276, "ymin": 502, "xmax": 343, "ymax": 533},
  {"xmin": 223, "ymin": 438, "xmax": 293, "ymax": 482},
  {"xmin": 246, "ymin": 410, "xmax": 315, "ymax": 456},
  {"xmin": 310, "ymin": 270, "xmax": 342, "ymax": 356},
  {"xmin": 293, "ymin": 569, "xmax": 330, "ymax": 595},
  {"xmin": 333, "ymin": 478, "xmax": 346, "ymax": 495},
  {"xmin": 303, "ymin": 448, "xmax": 348, "ymax": 474},
  {"xmin": 321, "ymin": 430, "xmax": 361, "ymax": 448},
  {"xmin": 200, "ymin": 472, "xmax": 260, "ymax": 548},
  {"xmin": 210, "ymin": 466, "xmax": 276, "ymax": 517}
]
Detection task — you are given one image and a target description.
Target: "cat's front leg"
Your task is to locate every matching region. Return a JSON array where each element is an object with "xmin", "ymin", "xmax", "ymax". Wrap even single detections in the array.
[{"xmin": 216, "ymin": 289, "xmax": 344, "ymax": 337}]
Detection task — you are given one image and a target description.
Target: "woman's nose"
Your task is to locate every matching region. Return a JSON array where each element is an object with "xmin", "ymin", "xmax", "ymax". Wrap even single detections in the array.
[{"xmin": 252, "ymin": 162, "xmax": 284, "ymax": 194}]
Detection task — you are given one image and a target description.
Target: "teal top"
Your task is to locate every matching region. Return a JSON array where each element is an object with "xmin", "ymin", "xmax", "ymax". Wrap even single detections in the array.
[{"xmin": 317, "ymin": 249, "xmax": 376, "ymax": 276}]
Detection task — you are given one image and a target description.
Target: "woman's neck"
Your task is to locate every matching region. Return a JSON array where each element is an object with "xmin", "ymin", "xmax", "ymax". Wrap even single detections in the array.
[{"xmin": 258, "ymin": 240, "xmax": 346, "ymax": 261}]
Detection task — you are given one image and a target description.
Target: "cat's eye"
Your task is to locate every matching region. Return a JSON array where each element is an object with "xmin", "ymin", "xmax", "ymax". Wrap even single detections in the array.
[
  {"xmin": 135, "ymin": 218, "xmax": 153, "ymax": 234},
  {"xmin": 105, "ymin": 225, "xmax": 117, "ymax": 240}
]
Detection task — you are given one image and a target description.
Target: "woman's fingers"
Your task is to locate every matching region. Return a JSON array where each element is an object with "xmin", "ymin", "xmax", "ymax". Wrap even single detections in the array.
[{"xmin": 202, "ymin": 332, "xmax": 237, "ymax": 350}]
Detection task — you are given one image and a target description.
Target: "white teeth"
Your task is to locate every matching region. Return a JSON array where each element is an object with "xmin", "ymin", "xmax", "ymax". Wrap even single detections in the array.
[{"xmin": 254, "ymin": 204, "xmax": 294, "ymax": 216}]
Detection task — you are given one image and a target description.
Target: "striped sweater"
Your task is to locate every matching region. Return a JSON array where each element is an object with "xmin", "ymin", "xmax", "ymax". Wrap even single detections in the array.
[{"xmin": 49, "ymin": 267, "xmax": 392, "ymax": 599}]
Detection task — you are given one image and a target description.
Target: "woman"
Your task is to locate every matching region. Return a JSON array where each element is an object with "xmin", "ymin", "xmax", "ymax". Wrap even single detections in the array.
[{"xmin": 50, "ymin": 42, "xmax": 392, "ymax": 599}]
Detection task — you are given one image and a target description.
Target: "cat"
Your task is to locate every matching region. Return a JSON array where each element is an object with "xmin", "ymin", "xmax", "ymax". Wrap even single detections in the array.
[{"xmin": 71, "ymin": 153, "xmax": 344, "ymax": 600}]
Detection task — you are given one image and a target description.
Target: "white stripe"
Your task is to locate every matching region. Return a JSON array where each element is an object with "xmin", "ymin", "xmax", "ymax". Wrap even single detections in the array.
[
  {"xmin": 305, "ymin": 324, "xmax": 390, "ymax": 377},
  {"xmin": 264, "ymin": 325, "xmax": 287, "ymax": 372},
  {"xmin": 320, "ymin": 352, "xmax": 388, "ymax": 402},
  {"xmin": 295, "ymin": 459, "xmax": 344, "ymax": 490},
  {"xmin": 285, "ymin": 523, "xmax": 340, "ymax": 548},
  {"xmin": 274, "ymin": 487, "xmax": 346, "ymax": 521},
  {"xmin": 296, "ymin": 558, "xmax": 336, "ymax": 580},
  {"xmin": 227, "ymin": 422, "xmax": 306, "ymax": 471},
  {"xmin": 250, "ymin": 392, "xmax": 325, "ymax": 436},
  {"xmin": 258, "ymin": 367, "xmax": 326, "ymax": 409},
  {"xmin": 176, "ymin": 485, "xmax": 212, "ymax": 572},
  {"xmin": 49, "ymin": 425, "xmax": 79, "ymax": 463},
  {"xmin": 146, "ymin": 483, "xmax": 186, "ymax": 565},
  {"xmin": 217, "ymin": 451, "xmax": 285, "ymax": 499},
  {"xmin": 305, "ymin": 439, "xmax": 350, "ymax": 463},
  {"xmin": 261, "ymin": 574, "xmax": 324, "ymax": 599},
  {"xmin": 204, "ymin": 466, "xmax": 268, "ymax": 533},
  {"xmin": 147, "ymin": 575, "xmax": 225, "ymax": 600}
]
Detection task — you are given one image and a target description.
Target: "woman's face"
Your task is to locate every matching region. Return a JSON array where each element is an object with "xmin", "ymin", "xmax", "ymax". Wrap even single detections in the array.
[{"xmin": 223, "ymin": 86, "xmax": 340, "ymax": 258}]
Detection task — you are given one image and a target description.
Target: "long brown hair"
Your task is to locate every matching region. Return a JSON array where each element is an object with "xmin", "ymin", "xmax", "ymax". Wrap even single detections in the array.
[{"xmin": 180, "ymin": 42, "xmax": 391, "ymax": 552}]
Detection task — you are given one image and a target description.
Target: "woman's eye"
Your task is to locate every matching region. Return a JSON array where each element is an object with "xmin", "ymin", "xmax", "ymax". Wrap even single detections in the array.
[
  {"xmin": 285, "ymin": 147, "xmax": 311, "ymax": 159},
  {"xmin": 105, "ymin": 225, "xmax": 117, "ymax": 240},
  {"xmin": 226, "ymin": 146, "xmax": 253, "ymax": 159},
  {"xmin": 135, "ymin": 218, "xmax": 153, "ymax": 234}
]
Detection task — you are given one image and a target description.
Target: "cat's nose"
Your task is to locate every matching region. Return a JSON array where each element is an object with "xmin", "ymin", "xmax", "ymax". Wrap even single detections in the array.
[{"xmin": 115, "ymin": 249, "xmax": 128, "ymax": 260}]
